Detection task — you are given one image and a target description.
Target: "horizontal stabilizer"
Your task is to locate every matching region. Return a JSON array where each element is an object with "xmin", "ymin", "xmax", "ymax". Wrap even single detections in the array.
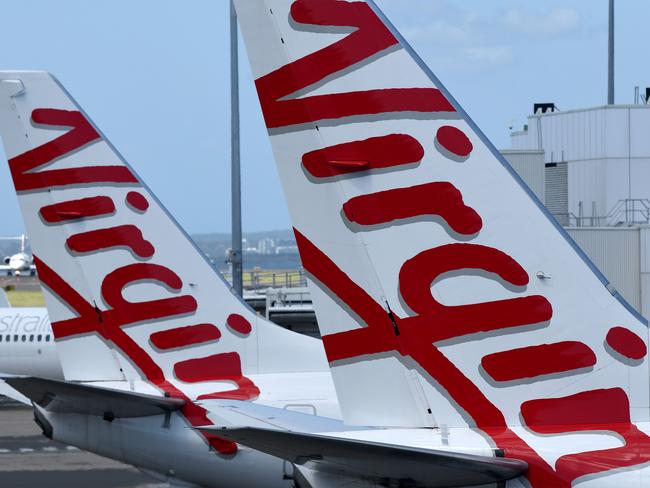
[
  {"xmin": 199, "ymin": 425, "xmax": 527, "ymax": 487},
  {"xmin": 5, "ymin": 377, "xmax": 184, "ymax": 418},
  {"xmin": 199, "ymin": 399, "xmax": 354, "ymax": 433},
  {"xmin": 0, "ymin": 378, "xmax": 30, "ymax": 405}
]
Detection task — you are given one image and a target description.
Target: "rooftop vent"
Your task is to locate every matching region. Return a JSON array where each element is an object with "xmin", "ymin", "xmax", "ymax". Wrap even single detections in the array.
[{"xmin": 533, "ymin": 103, "xmax": 556, "ymax": 114}]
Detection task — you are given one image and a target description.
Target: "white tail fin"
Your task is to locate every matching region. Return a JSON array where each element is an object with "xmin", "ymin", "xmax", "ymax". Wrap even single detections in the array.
[
  {"xmin": 0, "ymin": 71, "xmax": 326, "ymax": 402},
  {"xmin": 235, "ymin": 1, "xmax": 650, "ymax": 483}
]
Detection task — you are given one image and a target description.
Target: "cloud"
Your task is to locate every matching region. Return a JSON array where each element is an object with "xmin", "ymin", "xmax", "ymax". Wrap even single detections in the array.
[
  {"xmin": 402, "ymin": 20, "xmax": 470, "ymax": 43},
  {"xmin": 503, "ymin": 8, "xmax": 579, "ymax": 37},
  {"xmin": 463, "ymin": 46, "xmax": 513, "ymax": 66},
  {"xmin": 376, "ymin": 0, "xmax": 516, "ymax": 71},
  {"xmin": 393, "ymin": 5, "xmax": 580, "ymax": 70}
]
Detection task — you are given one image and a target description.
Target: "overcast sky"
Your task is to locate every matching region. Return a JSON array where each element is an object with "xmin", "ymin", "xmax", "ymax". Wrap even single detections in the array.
[{"xmin": 0, "ymin": 1, "xmax": 647, "ymax": 236}]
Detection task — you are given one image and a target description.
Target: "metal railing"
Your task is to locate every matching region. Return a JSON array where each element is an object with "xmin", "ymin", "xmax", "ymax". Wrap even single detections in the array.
[
  {"xmin": 606, "ymin": 199, "xmax": 650, "ymax": 226},
  {"xmin": 265, "ymin": 287, "xmax": 312, "ymax": 320},
  {"xmin": 222, "ymin": 268, "xmax": 307, "ymax": 290},
  {"xmin": 554, "ymin": 212, "xmax": 608, "ymax": 227},
  {"xmin": 557, "ymin": 199, "xmax": 650, "ymax": 227}
]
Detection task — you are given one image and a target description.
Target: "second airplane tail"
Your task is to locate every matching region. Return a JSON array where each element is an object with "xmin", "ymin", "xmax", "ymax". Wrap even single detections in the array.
[
  {"xmin": 0, "ymin": 71, "xmax": 328, "ymax": 404},
  {"xmin": 235, "ymin": 1, "xmax": 650, "ymax": 485}
]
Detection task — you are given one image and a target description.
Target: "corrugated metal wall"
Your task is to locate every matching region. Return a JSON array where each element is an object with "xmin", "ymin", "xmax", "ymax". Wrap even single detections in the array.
[
  {"xmin": 566, "ymin": 227, "xmax": 641, "ymax": 311},
  {"xmin": 501, "ymin": 150, "xmax": 545, "ymax": 202},
  {"xmin": 640, "ymin": 228, "xmax": 650, "ymax": 319},
  {"xmin": 545, "ymin": 162, "xmax": 568, "ymax": 225}
]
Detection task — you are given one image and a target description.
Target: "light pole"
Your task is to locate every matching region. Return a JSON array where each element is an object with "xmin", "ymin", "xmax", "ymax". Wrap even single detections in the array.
[
  {"xmin": 608, "ymin": 0, "xmax": 615, "ymax": 105},
  {"xmin": 230, "ymin": 0, "xmax": 243, "ymax": 296}
]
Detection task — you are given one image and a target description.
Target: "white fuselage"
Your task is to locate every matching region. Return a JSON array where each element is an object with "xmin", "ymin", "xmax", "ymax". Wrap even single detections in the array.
[
  {"xmin": 0, "ymin": 307, "xmax": 62, "ymax": 378},
  {"xmin": 0, "ymin": 305, "xmax": 343, "ymax": 487},
  {"xmin": 40, "ymin": 372, "xmax": 340, "ymax": 488}
]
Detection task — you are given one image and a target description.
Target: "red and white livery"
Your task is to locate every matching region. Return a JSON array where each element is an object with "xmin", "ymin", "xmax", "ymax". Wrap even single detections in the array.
[
  {"xmin": 0, "ymin": 71, "xmax": 340, "ymax": 487},
  {"xmin": 233, "ymin": 1, "xmax": 650, "ymax": 486}
]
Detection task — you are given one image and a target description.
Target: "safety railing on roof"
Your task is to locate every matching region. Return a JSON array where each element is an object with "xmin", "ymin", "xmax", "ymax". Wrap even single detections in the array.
[
  {"xmin": 557, "ymin": 199, "xmax": 650, "ymax": 227},
  {"xmin": 222, "ymin": 268, "xmax": 307, "ymax": 290}
]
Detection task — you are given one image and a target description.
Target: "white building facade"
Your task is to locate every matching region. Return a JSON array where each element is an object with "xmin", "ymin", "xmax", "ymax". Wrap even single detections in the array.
[{"xmin": 510, "ymin": 105, "xmax": 650, "ymax": 225}]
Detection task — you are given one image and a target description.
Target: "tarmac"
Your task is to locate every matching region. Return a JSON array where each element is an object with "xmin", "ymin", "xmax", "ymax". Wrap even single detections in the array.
[
  {"xmin": 0, "ymin": 275, "xmax": 41, "ymax": 292},
  {"xmin": 0, "ymin": 401, "xmax": 163, "ymax": 488},
  {"xmin": 0, "ymin": 274, "xmax": 164, "ymax": 486}
]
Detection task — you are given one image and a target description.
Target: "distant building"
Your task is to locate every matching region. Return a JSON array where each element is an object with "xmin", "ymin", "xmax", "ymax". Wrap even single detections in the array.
[
  {"xmin": 509, "ymin": 103, "xmax": 650, "ymax": 226},
  {"xmin": 275, "ymin": 245, "xmax": 299, "ymax": 255},
  {"xmin": 257, "ymin": 238, "xmax": 275, "ymax": 255}
]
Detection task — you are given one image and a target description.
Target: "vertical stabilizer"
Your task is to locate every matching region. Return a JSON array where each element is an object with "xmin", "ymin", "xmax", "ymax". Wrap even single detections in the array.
[
  {"xmin": 235, "ymin": 1, "xmax": 650, "ymax": 484},
  {"xmin": 0, "ymin": 71, "xmax": 326, "ymax": 399}
]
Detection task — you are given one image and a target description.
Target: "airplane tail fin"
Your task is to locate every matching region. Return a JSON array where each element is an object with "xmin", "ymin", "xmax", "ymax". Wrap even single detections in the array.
[
  {"xmin": 234, "ymin": 1, "xmax": 650, "ymax": 483},
  {"xmin": 0, "ymin": 71, "xmax": 327, "ymax": 404}
]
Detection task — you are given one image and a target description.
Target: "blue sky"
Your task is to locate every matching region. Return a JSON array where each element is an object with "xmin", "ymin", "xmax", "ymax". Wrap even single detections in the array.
[{"xmin": 0, "ymin": 1, "xmax": 646, "ymax": 235}]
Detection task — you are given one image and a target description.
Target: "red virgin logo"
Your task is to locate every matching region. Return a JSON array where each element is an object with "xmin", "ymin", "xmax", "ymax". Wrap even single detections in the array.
[
  {"xmin": 261, "ymin": 1, "xmax": 650, "ymax": 484},
  {"xmin": 9, "ymin": 108, "xmax": 259, "ymax": 456}
]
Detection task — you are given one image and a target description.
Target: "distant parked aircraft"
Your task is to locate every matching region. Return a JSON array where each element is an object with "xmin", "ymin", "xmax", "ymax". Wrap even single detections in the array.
[{"xmin": 0, "ymin": 235, "xmax": 36, "ymax": 276}]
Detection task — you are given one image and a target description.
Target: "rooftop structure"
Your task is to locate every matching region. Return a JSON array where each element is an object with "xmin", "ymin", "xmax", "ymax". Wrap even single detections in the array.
[{"xmin": 509, "ymin": 103, "xmax": 650, "ymax": 226}]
